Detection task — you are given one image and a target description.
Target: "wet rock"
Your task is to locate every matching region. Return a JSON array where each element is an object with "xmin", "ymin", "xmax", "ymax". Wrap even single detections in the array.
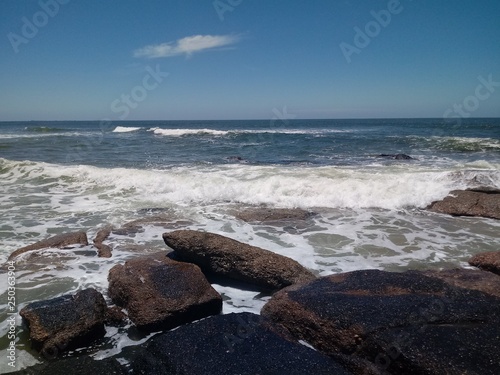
[
  {"xmin": 11, "ymin": 356, "xmax": 126, "ymax": 375},
  {"xmin": 92, "ymin": 226, "xmax": 113, "ymax": 258},
  {"xmin": 8, "ymin": 232, "xmax": 89, "ymax": 261},
  {"xmin": 422, "ymin": 268, "xmax": 500, "ymax": 297},
  {"xmin": 234, "ymin": 207, "xmax": 314, "ymax": 223},
  {"xmin": 105, "ymin": 306, "xmax": 128, "ymax": 326},
  {"xmin": 93, "ymin": 226, "xmax": 112, "ymax": 245},
  {"xmin": 128, "ymin": 312, "xmax": 353, "ymax": 375},
  {"xmin": 377, "ymin": 154, "xmax": 414, "ymax": 160},
  {"xmin": 261, "ymin": 269, "xmax": 500, "ymax": 375},
  {"xmin": 163, "ymin": 230, "xmax": 315, "ymax": 291},
  {"xmin": 108, "ymin": 252, "xmax": 222, "ymax": 332},
  {"xmin": 95, "ymin": 243, "xmax": 113, "ymax": 258},
  {"xmin": 469, "ymin": 251, "xmax": 500, "ymax": 276},
  {"xmin": 427, "ymin": 189, "xmax": 500, "ymax": 219},
  {"xmin": 20, "ymin": 288, "xmax": 107, "ymax": 357}
]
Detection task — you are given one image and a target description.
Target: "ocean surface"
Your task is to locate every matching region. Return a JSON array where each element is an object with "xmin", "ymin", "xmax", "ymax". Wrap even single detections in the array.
[{"xmin": 1, "ymin": 118, "xmax": 499, "ymax": 370}]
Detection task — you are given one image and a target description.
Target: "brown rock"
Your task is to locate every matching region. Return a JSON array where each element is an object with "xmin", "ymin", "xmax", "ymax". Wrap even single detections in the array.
[
  {"xmin": 107, "ymin": 252, "xmax": 222, "ymax": 332},
  {"xmin": 261, "ymin": 270, "xmax": 500, "ymax": 375},
  {"xmin": 427, "ymin": 189, "xmax": 500, "ymax": 219},
  {"xmin": 422, "ymin": 268, "xmax": 500, "ymax": 297},
  {"xmin": 20, "ymin": 288, "xmax": 107, "ymax": 357},
  {"xmin": 163, "ymin": 230, "xmax": 315, "ymax": 291},
  {"xmin": 234, "ymin": 207, "xmax": 314, "ymax": 223},
  {"xmin": 93, "ymin": 226, "xmax": 112, "ymax": 245},
  {"xmin": 105, "ymin": 306, "xmax": 128, "ymax": 326},
  {"xmin": 8, "ymin": 231, "xmax": 89, "ymax": 261},
  {"xmin": 95, "ymin": 243, "xmax": 113, "ymax": 258},
  {"xmin": 469, "ymin": 251, "xmax": 500, "ymax": 275}
]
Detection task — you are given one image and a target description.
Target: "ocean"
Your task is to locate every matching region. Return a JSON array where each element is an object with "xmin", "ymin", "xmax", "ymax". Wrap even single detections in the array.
[{"xmin": 1, "ymin": 118, "xmax": 499, "ymax": 369}]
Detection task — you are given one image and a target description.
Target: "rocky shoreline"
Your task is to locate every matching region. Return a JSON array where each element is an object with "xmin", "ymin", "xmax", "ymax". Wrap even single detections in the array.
[{"xmin": 7, "ymin": 189, "xmax": 500, "ymax": 374}]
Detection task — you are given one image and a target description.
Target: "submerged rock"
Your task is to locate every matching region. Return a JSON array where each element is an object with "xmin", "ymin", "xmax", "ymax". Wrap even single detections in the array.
[
  {"xmin": 427, "ymin": 188, "xmax": 500, "ymax": 219},
  {"xmin": 469, "ymin": 251, "xmax": 500, "ymax": 276},
  {"xmin": 128, "ymin": 312, "xmax": 353, "ymax": 375},
  {"xmin": 95, "ymin": 243, "xmax": 113, "ymax": 258},
  {"xmin": 261, "ymin": 269, "xmax": 500, "ymax": 375},
  {"xmin": 234, "ymin": 207, "xmax": 314, "ymax": 223},
  {"xmin": 20, "ymin": 288, "xmax": 107, "ymax": 358},
  {"xmin": 8, "ymin": 231, "xmax": 89, "ymax": 261},
  {"xmin": 163, "ymin": 230, "xmax": 315, "ymax": 291},
  {"xmin": 376, "ymin": 154, "xmax": 414, "ymax": 160},
  {"xmin": 107, "ymin": 252, "xmax": 222, "ymax": 332}
]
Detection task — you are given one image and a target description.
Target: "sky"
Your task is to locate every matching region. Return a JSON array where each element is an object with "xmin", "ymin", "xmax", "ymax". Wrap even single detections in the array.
[{"xmin": 0, "ymin": 0, "xmax": 499, "ymax": 121}]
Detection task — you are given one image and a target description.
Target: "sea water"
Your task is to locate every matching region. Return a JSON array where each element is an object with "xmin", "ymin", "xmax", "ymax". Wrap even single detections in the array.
[{"xmin": 0, "ymin": 118, "xmax": 499, "ymax": 370}]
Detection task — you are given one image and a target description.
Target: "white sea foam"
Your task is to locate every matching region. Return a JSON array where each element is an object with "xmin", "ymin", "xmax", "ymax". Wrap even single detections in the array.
[
  {"xmin": 112, "ymin": 126, "xmax": 142, "ymax": 133},
  {"xmin": 1, "ymin": 158, "xmax": 498, "ymax": 212},
  {"xmin": 148, "ymin": 127, "xmax": 229, "ymax": 136},
  {"xmin": 2, "ymin": 157, "xmax": 500, "ymax": 369},
  {"xmin": 147, "ymin": 127, "xmax": 352, "ymax": 137}
]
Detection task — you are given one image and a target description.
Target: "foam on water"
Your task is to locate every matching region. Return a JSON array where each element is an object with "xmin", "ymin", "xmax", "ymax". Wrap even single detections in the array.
[
  {"xmin": 146, "ymin": 127, "xmax": 353, "ymax": 137},
  {"xmin": 1, "ymin": 155, "xmax": 499, "ymax": 370},
  {"xmin": 112, "ymin": 126, "xmax": 142, "ymax": 133},
  {"xmin": 148, "ymin": 127, "xmax": 229, "ymax": 136}
]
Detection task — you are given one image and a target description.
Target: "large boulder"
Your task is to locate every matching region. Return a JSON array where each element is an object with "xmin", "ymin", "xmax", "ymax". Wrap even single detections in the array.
[
  {"xmin": 127, "ymin": 312, "xmax": 354, "ymax": 375},
  {"xmin": 162, "ymin": 230, "xmax": 315, "ymax": 291},
  {"xmin": 427, "ymin": 188, "xmax": 500, "ymax": 219},
  {"xmin": 261, "ymin": 270, "xmax": 500, "ymax": 375},
  {"xmin": 20, "ymin": 288, "xmax": 107, "ymax": 358},
  {"xmin": 107, "ymin": 252, "xmax": 222, "ymax": 332},
  {"xmin": 469, "ymin": 251, "xmax": 500, "ymax": 275},
  {"xmin": 8, "ymin": 232, "xmax": 89, "ymax": 261}
]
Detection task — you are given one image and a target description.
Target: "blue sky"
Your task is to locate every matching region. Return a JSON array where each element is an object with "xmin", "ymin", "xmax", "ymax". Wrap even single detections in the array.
[{"xmin": 1, "ymin": 0, "xmax": 499, "ymax": 121}]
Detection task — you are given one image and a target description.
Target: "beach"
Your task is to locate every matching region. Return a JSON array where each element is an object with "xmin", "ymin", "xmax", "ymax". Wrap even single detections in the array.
[{"xmin": 0, "ymin": 118, "xmax": 499, "ymax": 371}]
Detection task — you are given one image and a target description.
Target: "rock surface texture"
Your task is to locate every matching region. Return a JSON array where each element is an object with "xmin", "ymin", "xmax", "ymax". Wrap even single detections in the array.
[
  {"xmin": 163, "ymin": 230, "xmax": 316, "ymax": 291},
  {"xmin": 469, "ymin": 251, "xmax": 500, "ymax": 275},
  {"xmin": 261, "ymin": 269, "xmax": 500, "ymax": 375},
  {"xmin": 427, "ymin": 188, "xmax": 500, "ymax": 219},
  {"xmin": 234, "ymin": 207, "xmax": 314, "ymax": 222},
  {"xmin": 20, "ymin": 288, "xmax": 107, "ymax": 357},
  {"xmin": 128, "ymin": 312, "xmax": 354, "ymax": 375},
  {"xmin": 107, "ymin": 252, "xmax": 222, "ymax": 331},
  {"xmin": 8, "ymin": 231, "xmax": 89, "ymax": 261}
]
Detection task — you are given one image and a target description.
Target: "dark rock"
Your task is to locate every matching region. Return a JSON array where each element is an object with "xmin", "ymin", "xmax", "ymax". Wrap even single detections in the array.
[
  {"xmin": 469, "ymin": 251, "xmax": 500, "ymax": 275},
  {"xmin": 163, "ymin": 230, "xmax": 315, "ymax": 291},
  {"xmin": 261, "ymin": 269, "xmax": 500, "ymax": 375},
  {"xmin": 137, "ymin": 207, "xmax": 172, "ymax": 215},
  {"xmin": 427, "ymin": 189, "xmax": 500, "ymax": 219},
  {"xmin": 8, "ymin": 232, "xmax": 89, "ymax": 261},
  {"xmin": 377, "ymin": 154, "xmax": 414, "ymax": 160},
  {"xmin": 423, "ymin": 268, "xmax": 500, "ymax": 297},
  {"xmin": 467, "ymin": 186, "xmax": 500, "ymax": 194},
  {"xmin": 20, "ymin": 288, "xmax": 107, "ymax": 357},
  {"xmin": 128, "ymin": 312, "xmax": 353, "ymax": 375},
  {"xmin": 11, "ymin": 356, "xmax": 126, "ymax": 375},
  {"xmin": 107, "ymin": 252, "xmax": 222, "ymax": 332},
  {"xmin": 234, "ymin": 207, "xmax": 314, "ymax": 223}
]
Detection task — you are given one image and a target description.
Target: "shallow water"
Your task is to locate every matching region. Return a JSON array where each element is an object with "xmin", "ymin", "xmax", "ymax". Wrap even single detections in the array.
[{"xmin": 0, "ymin": 119, "xmax": 499, "ymax": 371}]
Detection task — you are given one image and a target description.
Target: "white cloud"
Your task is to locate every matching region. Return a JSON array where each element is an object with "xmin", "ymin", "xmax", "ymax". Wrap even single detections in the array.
[{"xmin": 134, "ymin": 34, "xmax": 240, "ymax": 59}]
